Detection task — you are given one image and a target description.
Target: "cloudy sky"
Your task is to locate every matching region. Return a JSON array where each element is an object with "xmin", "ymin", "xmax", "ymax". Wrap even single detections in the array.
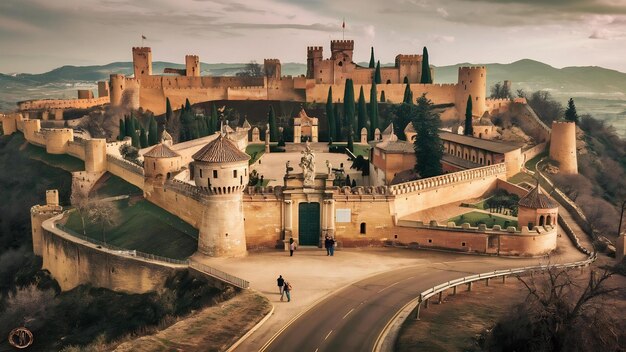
[{"xmin": 1, "ymin": 0, "xmax": 625, "ymax": 73}]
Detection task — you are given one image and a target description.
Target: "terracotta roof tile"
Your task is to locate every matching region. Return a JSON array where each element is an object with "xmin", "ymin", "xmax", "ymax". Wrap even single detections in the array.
[
  {"xmin": 144, "ymin": 144, "xmax": 180, "ymax": 158},
  {"xmin": 192, "ymin": 134, "xmax": 250, "ymax": 163},
  {"xmin": 518, "ymin": 185, "xmax": 558, "ymax": 209}
]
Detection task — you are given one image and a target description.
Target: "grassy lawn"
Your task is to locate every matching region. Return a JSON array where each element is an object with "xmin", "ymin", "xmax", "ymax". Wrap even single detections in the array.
[
  {"xmin": 246, "ymin": 144, "xmax": 266, "ymax": 165},
  {"xmin": 331, "ymin": 143, "xmax": 371, "ymax": 158},
  {"xmin": 449, "ymin": 211, "xmax": 518, "ymax": 229},
  {"xmin": 21, "ymin": 141, "xmax": 85, "ymax": 172},
  {"xmin": 508, "ymin": 172, "xmax": 535, "ymax": 185},
  {"xmin": 525, "ymin": 151, "xmax": 547, "ymax": 171},
  {"xmin": 64, "ymin": 199, "xmax": 198, "ymax": 260},
  {"xmin": 92, "ymin": 173, "xmax": 142, "ymax": 198}
]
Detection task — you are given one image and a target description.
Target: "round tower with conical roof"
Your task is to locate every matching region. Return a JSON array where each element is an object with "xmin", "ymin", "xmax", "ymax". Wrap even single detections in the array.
[
  {"xmin": 192, "ymin": 134, "xmax": 250, "ymax": 257},
  {"xmin": 517, "ymin": 183, "xmax": 559, "ymax": 230}
]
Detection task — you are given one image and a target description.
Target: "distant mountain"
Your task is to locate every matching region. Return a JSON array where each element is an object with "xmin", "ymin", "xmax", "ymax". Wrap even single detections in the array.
[{"xmin": 2, "ymin": 59, "xmax": 625, "ymax": 136}]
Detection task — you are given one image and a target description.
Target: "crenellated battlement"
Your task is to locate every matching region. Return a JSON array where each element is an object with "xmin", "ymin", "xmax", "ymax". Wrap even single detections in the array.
[
  {"xmin": 132, "ymin": 47, "xmax": 152, "ymax": 52},
  {"xmin": 397, "ymin": 218, "xmax": 556, "ymax": 236},
  {"xmin": 459, "ymin": 66, "xmax": 486, "ymax": 71},
  {"xmin": 330, "ymin": 40, "xmax": 354, "ymax": 51}
]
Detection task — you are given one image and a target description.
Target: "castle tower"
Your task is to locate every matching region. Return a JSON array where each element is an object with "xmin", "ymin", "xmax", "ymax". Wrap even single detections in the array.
[
  {"xmin": 22, "ymin": 119, "xmax": 41, "ymax": 141},
  {"xmin": 192, "ymin": 134, "xmax": 251, "ymax": 257},
  {"xmin": 263, "ymin": 59, "xmax": 282, "ymax": 80},
  {"xmin": 456, "ymin": 67, "xmax": 487, "ymax": 117},
  {"xmin": 330, "ymin": 40, "xmax": 354, "ymax": 62},
  {"xmin": 109, "ymin": 74, "xmax": 126, "ymax": 107},
  {"xmin": 306, "ymin": 46, "xmax": 323, "ymax": 80},
  {"xmin": 143, "ymin": 143, "xmax": 181, "ymax": 181},
  {"xmin": 395, "ymin": 55, "xmax": 423, "ymax": 84},
  {"xmin": 109, "ymin": 75, "xmax": 140, "ymax": 109},
  {"xmin": 84, "ymin": 139, "xmax": 107, "ymax": 173},
  {"xmin": 31, "ymin": 190, "xmax": 63, "ymax": 256},
  {"xmin": 97, "ymin": 81, "xmax": 109, "ymax": 98},
  {"xmin": 549, "ymin": 121, "xmax": 578, "ymax": 174},
  {"xmin": 46, "ymin": 128, "xmax": 74, "ymax": 154},
  {"xmin": 517, "ymin": 184, "xmax": 559, "ymax": 230},
  {"xmin": 132, "ymin": 47, "xmax": 152, "ymax": 78},
  {"xmin": 186, "ymin": 55, "xmax": 200, "ymax": 77}
]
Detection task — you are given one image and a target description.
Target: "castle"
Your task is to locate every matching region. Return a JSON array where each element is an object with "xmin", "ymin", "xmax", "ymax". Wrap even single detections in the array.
[{"xmin": 17, "ymin": 40, "xmax": 491, "ymax": 120}]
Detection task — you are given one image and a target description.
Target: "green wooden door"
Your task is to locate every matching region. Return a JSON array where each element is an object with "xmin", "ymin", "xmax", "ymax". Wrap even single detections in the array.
[{"xmin": 298, "ymin": 202, "xmax": 320, "ymax": 246}]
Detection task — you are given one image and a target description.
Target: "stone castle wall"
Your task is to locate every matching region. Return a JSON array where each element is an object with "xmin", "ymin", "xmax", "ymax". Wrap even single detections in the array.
[{"xmin": 17, "ymin": 97, "xmax": 110, "ymax": 111}]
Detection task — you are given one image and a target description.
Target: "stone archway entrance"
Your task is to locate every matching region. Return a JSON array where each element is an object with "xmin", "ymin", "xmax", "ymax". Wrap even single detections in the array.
[{"xmin": 299, "ymin": 202, "xmax": 320, "ymax": 246}]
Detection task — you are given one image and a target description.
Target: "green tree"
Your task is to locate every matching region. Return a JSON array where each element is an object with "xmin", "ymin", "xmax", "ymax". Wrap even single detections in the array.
[
  {"xmin": 369, "ymin": 47, "xmax": 376, "ymax": 68},
  {"xmin": 148, "ymin": 116, "xmax": 158, "ymax": 145},
  {"xmin": 565, "ymin": 98, "xmax": 578, "ymax": 123},
  {"xmin": 211, "ymin": 104, "xmax": 219, "ymax": 133},
  {"xmin": 185, "ymin": 98, "xmax": 192, "ymax": 111},
  {"xmin": 413, "ymin": 94, "xmax": 443, "ymax": 178},
  {"xmin": 139, "ymin": 127, "xmax": 148, "ymax": 148},
  {"xmin": 165, "ymin": 97, "xmax": 173, "ymax": 122},
  {"xmin": 343, "ymin": 79, "xmax": 356, "ymax": 134},
  {"xmin": 369, "ymin": 82, "xmax": 379, "ymax": 140},
  {"xmin": 125, "ymin": 114, "xmax": 134, "ymax": 138},
  {"xmin": 464, "ymin": 95, "xmax": 474, "ymax": 136},
  {"xmin": 334, "ymin": 103, "xmax": 343, "ymax": 142},
  {"xmin": 347, "ymin": 130, "xmax": 354, "ymax": 153},
  {"xmin": 374, "ymin": 61, "xmax": 382, "ymax": 84},
  {"xmin": 403, "ymin": 84, "xmax": 413, "ymax": 104},
  {"xmin": 380, "ymin": 90, "xmax": 386, "ymax": 102},
  {"xmin": 403, "ymin": 76, "xmax": 409, "ymax": 84},
  {"xmin": 118, "ymin": 119, "xmax": 125, "ymax": 141},
  {"xmin": 326, "ymin": 87, "xmax": 336, "ymax": 141},
  {"xmin": 131, "ymin": 125, "xmax": 140, "ymax": 148},
  {"xmin": 490, "ymin": 82, "xmax": 513, "ymax": 99},
  {"xmin": 357, "ymin": 86, "xmax": 368, "ymax": 134},
  {"xmin": 268, "ymin": 105, "xmax": 278, "ymax": 142},
  {"xmin": 420, "ymin": 47, "xmax": 432, "ymax": 84},
  {"xmin": 179, "ymin": 108, "xmax": 195, "ymax": 142}
]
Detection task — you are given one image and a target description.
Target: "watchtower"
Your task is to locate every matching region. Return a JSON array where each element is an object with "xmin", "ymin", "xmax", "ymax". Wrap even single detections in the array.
[
  {"xmin": 186, "ymin": 55, "xmax": 200, "ymax": 77},
  {"xmin": 549, "ymin": 121, "xmax": 578, "ymax": 174},
  {"xmin": 132, "ymin": 47, "xmax": 152, "ymax": 78},
  {"xmin": 192, "ymin": 134, "xmax": 251, "ymax": 257},
  {"xmin": 456, "ymin": 66, "xmax": 487, "ymax": 117},
  {"xmin": 306, "ymin": 46, "xmax": 323, "ymax": 79},
  {"xmin": 330, "ymin": 40, "xmax": 354, "ymax": 62},
  {"xmin": 264, "ymin": 59, "xmax": 282, "ymax": 80}
]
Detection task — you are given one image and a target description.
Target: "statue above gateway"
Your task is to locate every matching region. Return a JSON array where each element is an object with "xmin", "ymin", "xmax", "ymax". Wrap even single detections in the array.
[{"xmin": 299, "ymin": 143, "xmax": 316, "ymax": 187}]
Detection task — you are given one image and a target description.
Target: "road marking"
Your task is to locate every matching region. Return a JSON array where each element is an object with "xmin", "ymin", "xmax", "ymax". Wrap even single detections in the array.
[
  {"xmin": 324, "ymin": 330, "xmax": 333, "ymax": 340},
  {"xmin": 342, "ymin": 308, "xmax": 355, "ymax": 319},
  {"xmin": 377, "ymin": 281, "xmax": 400, "ymax": 293}
]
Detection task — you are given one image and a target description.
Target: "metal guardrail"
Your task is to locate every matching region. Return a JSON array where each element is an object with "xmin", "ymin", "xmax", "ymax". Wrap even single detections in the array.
[
  {"xmin": 189, "ymin": 261, "xmax": 250, "ymax": 289},
  {"xmin": 414, "ymin": 252, "xmax": 597, "ymax": 319},
  {"xmin": 55, "ymin": 223, "xmax": 189, "ymax": 265}
]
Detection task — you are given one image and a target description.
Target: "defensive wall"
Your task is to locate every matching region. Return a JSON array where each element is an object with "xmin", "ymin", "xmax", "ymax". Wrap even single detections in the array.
[
  {"xmin": 17, "ymin": 96, "xmax": 110, "ymax": 111},
  {"xmin": 390, "ymin": 163, "xmax": 507, "ymax": 219},
  {"xmin": 394, "ymin": 219, "xmax": 557, "ymax": 256},
  {"xmin": 40, "ymin": 213, "xmax": 186, "ymax": 293}
]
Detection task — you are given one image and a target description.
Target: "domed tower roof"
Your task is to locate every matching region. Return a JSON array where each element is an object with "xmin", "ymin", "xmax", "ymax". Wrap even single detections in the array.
[
  {"xmin": 144, "ymin": 143, "xmax": 179, "ymax": 158},
  {"xmin": 518, "ymin": 184, "xmax": 558, "ymax": 209},
  {"xmin": 192, "ymin": 134, "xmax": 250, "ymax": 163}
]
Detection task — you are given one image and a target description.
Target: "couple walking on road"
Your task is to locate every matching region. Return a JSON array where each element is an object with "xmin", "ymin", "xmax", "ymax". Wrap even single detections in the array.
[
  {"xmin": 277, "ymin": 275, "xmax": 292, "ymax": 302},
  {"xmin": 325, "ymin": 236, "xmax": 336, "ymax": 256}
]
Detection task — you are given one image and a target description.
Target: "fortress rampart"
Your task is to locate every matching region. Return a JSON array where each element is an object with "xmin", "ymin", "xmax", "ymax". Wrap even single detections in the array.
[{"xmin": 17, "ymin": 96, "xmax": 109, "ymax": 111}]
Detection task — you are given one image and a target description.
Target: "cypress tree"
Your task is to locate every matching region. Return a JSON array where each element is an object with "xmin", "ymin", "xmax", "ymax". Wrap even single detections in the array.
[
  {"xmin": 131, "ymin": 123, "xmax": 140, "ymax": 148},
  {"xmin": 420, "ymin": 47, "xmax": 433, "ymax": 84},
  {"xmin": 369, "ymin": 47, "xmax": 375, "ymax": 68},
  {"xmin": 403, "ymin": 84, "xmax": 413, "ymax": 104},
  {"xmin": 346, "ymin": 174, "xmax": 352, "ymax": 187},
  {"xmin": 211, "ymin": 104, "xmax": 219, "ymax": 133},
  {"xmin": 357, "ymin": 86, "xmax": 368, "ymax": 134},
  {"xmin": 374, "ymin": 61, "xmax": 382, "ymax": 84},
  {"xmin": 369, "ymin": 82, "xmax": 379, "ymax": 140},
  {"xmin": 139, "ymin": 127, "xmax": 148, "ymax": 148},
  {"xmin": 185, "ymin": 98, "xmax": 192, "ymax": 112},
  {"xmin": 380, "ymin": 90, "xmax": 386, "ymax": 102},
  {"xmin": 326, "ymin": 87, "xmax": 336, "ymax": 141},
  {"xmin": 403, "ymin": 76, "xmax": 409, "ymax": 84},
  {"xmin": 165, "ymin": 97, "xmax": 173, "ymax": 122},
  {"xmin": 464, "ymin": 95, "xmax": 474, "ymax": 136},
  {"xmin": 148, "ymin": 116, "xmax": 158, "ymax": 145},
  {"xmin": 413, "ymin": 94, "xmax": 443, "ymax": 178},
  {"xmin": 125, "ymin": 115, "xmax": 133, "ymax": 137},
  {"xmin": 118, "ymin": 119, "xmax": 125, "ymax": 140},
  {"xmin": 334, "ymin": 103, "xmax": 342, "ymax": 142},
  {"xmin": 343, "ymin": 79, "xmax": 356, "ymax": 134},
  {"xmin": 565, "ymin": 98, "xmax": 578, "ymax": 122},
  {"xmin": 268, "ymin": 105, "xmax": 278, "ymax": 142},
  {"xmin": 347, "ymin": 130, "xmax": 354, "ymax": 153}
]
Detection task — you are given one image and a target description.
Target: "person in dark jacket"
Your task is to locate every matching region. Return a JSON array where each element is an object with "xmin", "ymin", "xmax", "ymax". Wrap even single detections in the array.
[
  {"xmin": 328, "ymin": 236, "xmax": 336, "ymax": 256},
  {"xmin": 324, "ymin": 236, "xmax": 332, "ymax": 256},
  {"xmin": 277, "ymin": 275, "xmax": 285, "ymax": 295}
]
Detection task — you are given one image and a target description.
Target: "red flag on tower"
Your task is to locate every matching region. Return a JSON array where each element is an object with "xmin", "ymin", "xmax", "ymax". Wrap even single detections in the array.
[{"xmin": 342, "ymin": 20, "xmax": 345, "ymax": 29}]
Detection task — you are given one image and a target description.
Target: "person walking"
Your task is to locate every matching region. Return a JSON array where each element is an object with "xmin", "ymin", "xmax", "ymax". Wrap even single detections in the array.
[
  {"xmin": 277, "ymin": 275, "xmax": 284, "ymax": 295},
  {"xmin": 324, "ymin": 236, "xmax": 332, "ymax": 256},
  {"xmin": 329, "ymin": 236, "xmax": 336, "ymax": 256},
  {"xmin": 289, "ymin": 238, "xmax": 296, "ymax": 256},
  {"xmin": 283, "ymin": 281, "xmax": 292, "ymax": 302}
]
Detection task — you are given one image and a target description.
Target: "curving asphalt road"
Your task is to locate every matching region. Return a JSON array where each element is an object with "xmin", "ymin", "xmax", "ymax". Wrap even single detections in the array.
[{"xmin": 259, "ymin": 257, "xmax": 557, "ymax": 352}]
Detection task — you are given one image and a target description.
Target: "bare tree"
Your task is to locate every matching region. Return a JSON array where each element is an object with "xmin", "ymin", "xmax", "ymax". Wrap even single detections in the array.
[
  {"xmin": 490, "ymin": 82, "xmax": 513, "ymax": 100},
  {"xmin": 488, "ymin": 267, "xmax": 622, "ymax": 352},
  {"xmin": 86, "ymin": 201, "xmax": 120, "ymax": 245},
  {"xmin": 551, "ymin": 174, "xmax": 594, "ymax": 201},
  {"xmin": 0, "ymin": 284, "xmax": 57, "ymax": 335},
  {"xmin": 70, "ymin": 192, "xmax": 90, "ymax": 235},
  {"xmin": 236, "ymin": 61, "xmax": 263, "ymax": 77},
  {"xmin": 578, "ymin": 195, "xmax": 619, "ymax": 236}
]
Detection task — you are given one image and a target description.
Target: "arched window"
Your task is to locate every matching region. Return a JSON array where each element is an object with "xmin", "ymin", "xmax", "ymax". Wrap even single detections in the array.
[
  {"xmin": 539, "ymin": 215, "xmax": 545, "ymax": 226},
  {"xmin": 546, "ymin": 215, "xmax": 552, "ymax": 226},
  {"xmin": 360, "ymin": 222, "xmax": 366, "ymax": 234},
  {"xmin": 386, "ymin": 79, "xmax": 391, "ymax": 84}
]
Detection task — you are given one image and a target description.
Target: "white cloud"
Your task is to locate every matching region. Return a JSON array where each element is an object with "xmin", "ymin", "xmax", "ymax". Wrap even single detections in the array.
[{"xmin": 436, "ymin": 7, "xmax": 449, "ymax": 18}]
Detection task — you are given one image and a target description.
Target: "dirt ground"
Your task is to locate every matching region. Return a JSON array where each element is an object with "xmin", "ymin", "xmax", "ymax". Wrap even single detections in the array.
[
  {"xmin": 396, "ymin": 263, "xmax": 626, "ymax": 352},
  {"xmin": 114, "ymin": 290, "xmax": 271, "ymax": 352}
]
